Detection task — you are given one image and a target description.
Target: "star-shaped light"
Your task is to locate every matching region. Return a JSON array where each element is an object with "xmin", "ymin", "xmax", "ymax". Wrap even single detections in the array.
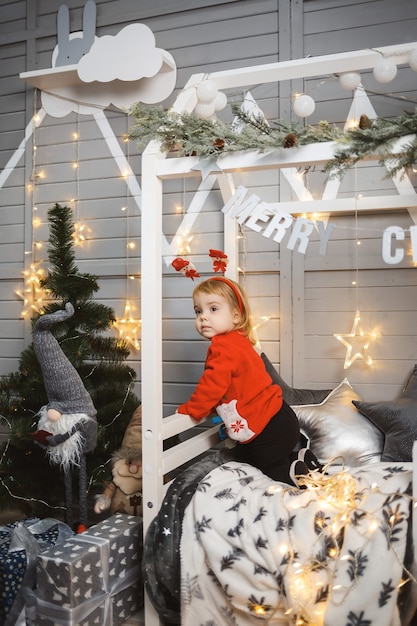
[
  {"xmin": 251, "ymin": 315, "xmax": 271, "ymax": 350},
  {"xmin": 15, "ymin": 262, "xmax": 49, "ymax": 318},
  {"xmin": 113, "ymin": 301, "xmax": 141, "ymax": 351},
  {"xmin": 162, "ymin": 527, "xmax": 172, "ymax": 536},
  {"xmin": 174, "ymin": 230, "xmax": 194, "ymax": 255},
  {"xmin": 334, "ymin": 310, "xmax": 377, "ymax": 369},
  {"xmin": 191, "ymin": 157, "xmax": 223, "ymax": 181},
  {"xmin": 72, "ymin": 220, "xmax": 87, "ymax": 246}
]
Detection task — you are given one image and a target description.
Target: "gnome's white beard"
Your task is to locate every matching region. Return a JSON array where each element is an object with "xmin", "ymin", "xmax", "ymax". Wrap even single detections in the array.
[{"xmin": 37, "ymin": 406, "xmax": 90, "ymax": 471}]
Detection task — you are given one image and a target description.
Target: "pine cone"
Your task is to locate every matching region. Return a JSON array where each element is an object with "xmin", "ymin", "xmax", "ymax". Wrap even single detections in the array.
[
  {"xmin": 359, "ymin": 114, "xmax": 372, "ymax": 130},
  {"xmin": 283, "ymin": 133, "xmax": 297, "ymax": 148},
  {"xmin": 213, "ymin": 138, "xmax": 225, "ymax": 151}
]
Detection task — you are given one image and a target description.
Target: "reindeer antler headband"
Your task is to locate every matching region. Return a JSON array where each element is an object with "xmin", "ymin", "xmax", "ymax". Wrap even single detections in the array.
[{"xmin": 171, "ymin": 249, "xmax": 243, "ymax": 312}]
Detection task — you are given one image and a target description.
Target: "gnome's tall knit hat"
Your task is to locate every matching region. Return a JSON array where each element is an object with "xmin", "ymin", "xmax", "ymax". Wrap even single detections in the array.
[{"xmin": 33, "ymin": 302, "xmax": 97, "ymax": 418}]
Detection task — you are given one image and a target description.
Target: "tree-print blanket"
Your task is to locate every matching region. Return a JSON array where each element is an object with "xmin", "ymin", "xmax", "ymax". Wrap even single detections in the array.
[{"xmin": 180, "ymin": 461, "xmax": 415, "ymax": 626}]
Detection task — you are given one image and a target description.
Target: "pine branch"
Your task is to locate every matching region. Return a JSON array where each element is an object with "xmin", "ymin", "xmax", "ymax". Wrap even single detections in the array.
[
  {"xmin": 129, "ymin": 102, "xmax": 417, "ymax": 179},
  {"xmin": 325, "ymin": 109, "xmax": 417, "ymax": 178}
]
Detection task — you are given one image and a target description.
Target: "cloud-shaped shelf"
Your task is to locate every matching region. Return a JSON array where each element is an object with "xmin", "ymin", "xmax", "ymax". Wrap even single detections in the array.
[{"xmin": 20, "ymin": 23, "xmax": 177, "ymax": 117}]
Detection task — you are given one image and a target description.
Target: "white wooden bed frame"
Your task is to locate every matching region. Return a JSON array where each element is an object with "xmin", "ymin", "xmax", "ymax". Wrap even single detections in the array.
[{"xmin": 140, "ymin": 42, "xmax": 417, "ymax": 625}]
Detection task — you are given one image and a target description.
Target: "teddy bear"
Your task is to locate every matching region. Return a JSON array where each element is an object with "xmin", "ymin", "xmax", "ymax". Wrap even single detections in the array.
[{"xmin": 94, "ymin": 404, "xmax": 142, "ymax": 517}]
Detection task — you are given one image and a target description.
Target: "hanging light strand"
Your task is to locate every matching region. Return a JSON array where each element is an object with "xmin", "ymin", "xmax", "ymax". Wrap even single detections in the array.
[{"xmin": 113, "ymin": 115, "xmax": 141, "ymax": 351}]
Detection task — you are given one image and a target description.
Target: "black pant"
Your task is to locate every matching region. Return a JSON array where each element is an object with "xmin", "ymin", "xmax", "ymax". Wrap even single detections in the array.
[{"xmin": 234, "ymin": 400, "xmax": 300, "ymax": 484}]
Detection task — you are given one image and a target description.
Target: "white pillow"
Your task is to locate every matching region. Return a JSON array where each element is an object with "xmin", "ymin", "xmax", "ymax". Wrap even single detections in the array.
[{"xmin": 292, "ymin": 379, "xmax": 383, "ymax": 466}]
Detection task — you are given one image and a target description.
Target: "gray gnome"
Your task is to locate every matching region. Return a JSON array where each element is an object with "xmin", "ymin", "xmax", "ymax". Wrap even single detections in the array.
[{"xmin": 31, "ymin": 302, "xmax": 97, "ymax": 532}]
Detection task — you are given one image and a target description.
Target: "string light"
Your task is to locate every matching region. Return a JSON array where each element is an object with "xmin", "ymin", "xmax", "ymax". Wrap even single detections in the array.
[
  {"xmin": 16, "ymin": 89, "xmax": 50, "ymax": 318},
  {"xmin": 113, "ymin": 114, "xmax": 141, "ymax": 351},
  {"xmin": 333, "ymin": 164, "xmax": 378, "ymax": 367},
  {"xmin": 70, "ymin": 109, "xmax": 88, "ymax": 247},
  {"xmin": 272, "ymin": 465, "xmax": 415, "ymax": 623}
]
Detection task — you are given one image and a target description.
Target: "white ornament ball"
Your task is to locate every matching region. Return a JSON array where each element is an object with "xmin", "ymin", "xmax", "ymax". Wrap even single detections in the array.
[
  {"xmin": 373, "ymin": 58, "xmax": 397, "ymax": 83},
  {"xmin": 339, "ymin": 72, "xmax": 361, "ymax": 90},
  {"xmin": 293, "ymin": 94, "xmax": 315, "ymax": 118},
  {"xmin": 196, "ymin": 80, "xmax": 218, "ymax": 104},
  {"xmin": 214, "ymin": 91, "xmax": 228, "ymax": 111},
  {"xmin": 194, "ymin": 102, "xmax": 216, "ymax": 120},
  {"xmin": 409, "ymin": 49, "xmax": 417, "ymax": 72}
]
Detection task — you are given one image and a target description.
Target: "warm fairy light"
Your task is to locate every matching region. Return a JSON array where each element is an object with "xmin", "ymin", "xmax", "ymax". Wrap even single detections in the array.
[
  {"xmin": 121, "ymin": 206, "xmax": 127, "ymax": 212},
  {"xmin": 289, "ymin": 566, "xmax": 314, "ymax": 617},
  {"xmin": 271, "ymin": 464, "xmax": 413, "ymax": 621},
  {"xmin": 72, "ymin": 221, "xmax": 86, "ymax": 246},
  {"xmin": 32, "ymin": 217, "xmax": 41, "ymax": 228},
  {"xmin": 127, "ymin": 241, "xmax": 136, "ymax": 249},
  {"xmin": 73, "ymin": 132, "xmax": 78, "ymax": 140},
  {"xmin": 113, "ymin": 301, "xmax": 141, "ymax": 351},
  {"xmin": 345, "ymin": 118, "xmax": 359, "ymax": 129},
  {"xmin": 175, "ymin": 231, "xmax": 193, "ymax": 255},
  {"xmin": 252, "ymin": 604, "xmax": 267, "ymax": 616},
  {"xmin": 72, "ymin": 162, "xmax": 78, "ymax": 170},
  {"xmin": 33, "ymin": 113, "xmax": 41, "ymax": 124},
  {"xmin": 16, "ymin": 263, "xmax": 49, "ymax": 318},
  {"xmin": 297, "ymin": 470, "xmax": 359, "ymax": 511}
]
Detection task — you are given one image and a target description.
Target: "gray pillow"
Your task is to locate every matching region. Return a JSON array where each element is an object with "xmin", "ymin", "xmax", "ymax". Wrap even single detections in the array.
[
  {"xmin": 353, "ymin": 364, "xmax": 417, "ymax": 462},
  {"xmin": 292, "ymin": 379, "xmax": 383, "ymax": 466},
  {"xmin": 261, "ymin": 352, "xmax": 332, "ymax": 405}
]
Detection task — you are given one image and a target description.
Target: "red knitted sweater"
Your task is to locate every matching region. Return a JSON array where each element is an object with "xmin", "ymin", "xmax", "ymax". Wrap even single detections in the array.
[{"xmin": 177, "ymin": 330, "xmax": 283, "ymax": 442}]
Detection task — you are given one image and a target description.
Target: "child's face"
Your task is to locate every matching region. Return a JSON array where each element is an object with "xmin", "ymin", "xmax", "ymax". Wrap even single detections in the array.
[{"xmin": 193, "ymin": 291, "xmax": 240, "ymax": 339}]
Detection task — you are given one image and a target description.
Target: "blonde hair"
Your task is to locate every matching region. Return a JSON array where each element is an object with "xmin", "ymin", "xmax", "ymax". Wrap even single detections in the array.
[{"xmin": 192, "ymin": 277, "xmax": 257, "ymax": 345}]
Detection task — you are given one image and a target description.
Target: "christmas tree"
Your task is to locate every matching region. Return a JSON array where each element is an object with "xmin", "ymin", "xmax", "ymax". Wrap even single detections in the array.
[{"xmin": 0, "ymin": 203, "xmax": 140, "ymax": 519}]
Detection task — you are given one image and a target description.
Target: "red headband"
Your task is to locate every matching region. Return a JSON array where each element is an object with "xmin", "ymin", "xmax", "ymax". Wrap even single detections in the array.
[{"xmin": 208, "ymin": 276, "xmax": 243, "ymax": 313}]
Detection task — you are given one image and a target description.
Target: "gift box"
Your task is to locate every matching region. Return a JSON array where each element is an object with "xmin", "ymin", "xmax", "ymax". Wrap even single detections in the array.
[
  {"xmin": 0, "ymin": 517, "xmax": 74, "ymax": 626},
  {"xmin": 35, "ymin": 513, "xmax": 143, "ymax": 625}
]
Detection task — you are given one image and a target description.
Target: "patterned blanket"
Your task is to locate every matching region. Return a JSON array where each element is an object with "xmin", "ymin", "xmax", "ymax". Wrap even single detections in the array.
[{"xmin": 180, "ymin": 461, "xmax": 415, "ymax": 626}]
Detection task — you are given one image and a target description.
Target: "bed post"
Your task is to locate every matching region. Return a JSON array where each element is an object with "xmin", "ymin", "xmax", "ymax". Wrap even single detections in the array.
[
  {"xmin": 140, "ymin": 78, "xmax": 202, "ymax": 626},
  {"xmin": 141, "ymin": 140, "xmax": 164, "ymax": 626},
  {"xmin": 413, "ymin": 440, "xmax": 417, "ymax": 570}
]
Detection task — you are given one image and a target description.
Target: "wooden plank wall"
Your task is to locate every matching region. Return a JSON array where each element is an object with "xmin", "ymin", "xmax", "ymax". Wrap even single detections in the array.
[{"xmin": 0, "ymin": 0, "xmax": 416, "ymax": 414}]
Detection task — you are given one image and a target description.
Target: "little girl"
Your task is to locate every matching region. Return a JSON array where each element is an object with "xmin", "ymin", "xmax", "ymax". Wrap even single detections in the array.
[{"xmin": 176, "ymin": 276, "xmax": 307, "ymax": 485}]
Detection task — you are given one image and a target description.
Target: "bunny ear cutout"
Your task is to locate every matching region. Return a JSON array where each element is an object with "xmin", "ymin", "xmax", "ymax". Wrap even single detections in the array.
[
  {"xmin": 171, "ymin": 257, "xmax": 200, "ymax": 281},
  {"xmin": 208, "ymin": 249, "xmax": 228, "ymax": 274},
  {"xmin": 82, "ymin": 0, "xmax": 97, "ymax": 47}
]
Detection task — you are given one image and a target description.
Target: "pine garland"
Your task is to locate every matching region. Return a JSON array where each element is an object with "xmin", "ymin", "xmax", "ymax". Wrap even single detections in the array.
[
  {"xmin": 128, "ymin": 102, "xmax": 343, "ymax": 157},
  {"xmin": 324, "ymin": 109, "xmax": 417, "ymax": 178},
  {"xmin": 128, "ymin": 102, "xmax": 417, "ymax": 179}
]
